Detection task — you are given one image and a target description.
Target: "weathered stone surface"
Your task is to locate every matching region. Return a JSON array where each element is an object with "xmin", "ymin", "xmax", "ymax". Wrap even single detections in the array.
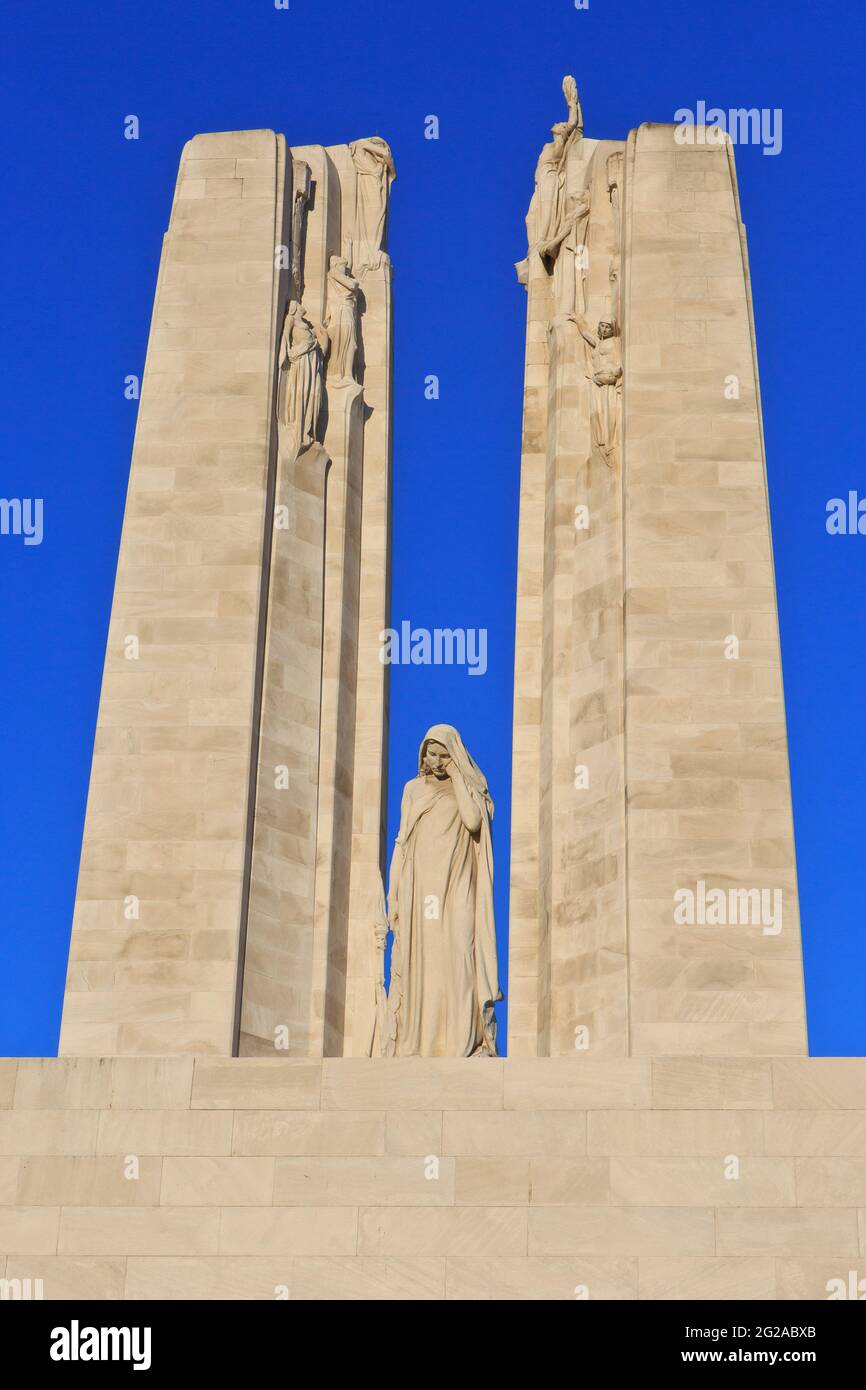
[
  {"xmin": 60, "ymin": 128, "xmax": 395, "ymax": 1063},
  {"xmin": 0, "ymin": 1056, "xmax": 860, "ymax": 1299},
  {"xmin": 508, "ymin": 109, "xmax": 806, "ymax": 1058},
  {"xmin": 19, "ymin": 98, "xmax": 841, "ymax": 1306}
]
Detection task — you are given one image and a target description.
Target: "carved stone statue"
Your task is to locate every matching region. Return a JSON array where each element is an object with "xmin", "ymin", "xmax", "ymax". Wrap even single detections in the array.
[
  {"xmin": 546, "ymin": 185, "xmax": 592, "ymax": 320},
  {"xmin": 348, "ymin": 137, "xmax": 396, "ymax": 273},
  {"xmin": 324, "ymin": 255, "xmax": 361, "ymax": 383},
  {"xmin": 383, "ymin": 724, "xmax": 502, "ymax": 1058},
  {"xmin": 526, "ymin": 74, "xmax": 583, "ymax": 254},
  {"xmin": 278, "ymin": 300, "xmax": 328, "ymax": 454},
  {"xmin": 572, "ymin": 311, "xmax": 622, "ymax": 466}
]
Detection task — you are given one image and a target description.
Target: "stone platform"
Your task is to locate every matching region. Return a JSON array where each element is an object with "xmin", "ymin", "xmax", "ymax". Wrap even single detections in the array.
[{"xmin": 1, "ymin": 1055, "xmax": 865, "ymax": 1300}]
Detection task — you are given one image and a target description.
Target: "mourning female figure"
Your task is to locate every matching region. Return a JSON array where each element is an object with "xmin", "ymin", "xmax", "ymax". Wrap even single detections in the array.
[{"xmin": 383, "ymin": 725, "xmax": 502, "ymax": 1057}]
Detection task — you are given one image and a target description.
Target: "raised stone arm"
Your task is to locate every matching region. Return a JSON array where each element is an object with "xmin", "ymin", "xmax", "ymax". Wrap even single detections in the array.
[
  {"xmin": 562, "ymin": 75, "xmax": 583, "ymax": 134},
  {"xmin": 329, "ymin": 263, "xmax": 359, "ymax": 294},
  {"xmin": 448, "ymin": 761, "xmax": 483, "ymax": 835},
  {"xmin": 570, "ymin": 311, "xmax": 598, "ymax": 348}
]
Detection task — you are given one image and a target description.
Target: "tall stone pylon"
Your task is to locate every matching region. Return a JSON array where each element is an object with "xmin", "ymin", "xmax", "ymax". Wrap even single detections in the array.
[
  {"xmin": 59, "ymin": 129, "xmax": 395, "ymax": 1058},
  {"xmin": 509, "ymin": 84, "xmax": 807, "ymax": 1058}
]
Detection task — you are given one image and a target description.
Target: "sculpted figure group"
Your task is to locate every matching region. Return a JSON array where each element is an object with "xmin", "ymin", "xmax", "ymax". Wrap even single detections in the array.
[
  {"xmin": 527, "ymin": 74, "xmax": 583, "ymax": 255},
  {"xmin": 278, "ymin": 137, "xmax": 394, "ymax": 456},
  {"xmin": 525, "ymin": 75, "xmax": 623, "ymax": 467},
  {"xmin": 573, "ymin": 312, "xmax": 622, "ymax": 466}
]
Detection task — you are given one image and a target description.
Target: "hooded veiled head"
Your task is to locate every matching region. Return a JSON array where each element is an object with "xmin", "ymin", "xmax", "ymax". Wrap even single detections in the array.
[{"xmin": 417, "ymin": 724, "xmax": 493, "ymax": 819}]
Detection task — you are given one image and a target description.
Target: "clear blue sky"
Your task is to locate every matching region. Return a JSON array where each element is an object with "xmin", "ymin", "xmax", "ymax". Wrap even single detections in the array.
[{"xmin": 1, "ymin": 0, "xmax": 863, "ymax": 1055}]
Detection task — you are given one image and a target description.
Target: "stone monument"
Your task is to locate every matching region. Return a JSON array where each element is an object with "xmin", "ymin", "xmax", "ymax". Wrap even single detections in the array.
[
  {"xmin": 510, "ymin": 79, "xmax": 807, "ymax": 1060},
  {"xmin": 56, "ymin": 130, "xmax": 395, "ymax": 1061},
  {"xmin": 1, "ymin": 95, "xmax": 863, "ymax": 1304}
]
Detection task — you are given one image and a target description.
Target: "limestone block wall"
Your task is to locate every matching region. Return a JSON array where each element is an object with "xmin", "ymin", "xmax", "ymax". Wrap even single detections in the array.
[
  {"xmin": 621, "ymin": 125, "xmax": 806, "ymax": 1055},
  {"xmin": 1, "ymin": 1056, "xmax": 865, "ymax": 1300},
  {"xmin": 62, "ymin": 129, "xmax": 394, "ymax": 1060},
  {"xmin": 237, "ymin": 428, "xmax": 328, "ymax": 1056},
  {"xmin": 510, "ymin": 133, "xmax": 629, "ymax": 1058},
  {"xmin": 313, "ymin": 375, "xmax": 365, "ymax": 1056},
  {"xmin": 60, "ymin": 131, "xmax": 285, "ymax": 1057},
  {"xmin": 508, "ymin": 238, "xmax": 549, "ymax": 1055},
  {"xmin": 510, "ymin": 117, "xmax": 806, "ymax": 1059},
  {"xmin": 342, "ymin": 254, "xmax": 394, "ymax": 1057},
  {"xmin": 558, "ymin": 139, "xmax": 628, "ymax": 1058},
  {"xmin": 238, "ymin": 143, "xmax": 347, "ymax": 1059},
  {"xmin": 236, "ymin": 136, "xmax": 393, "ymax": 1058}
]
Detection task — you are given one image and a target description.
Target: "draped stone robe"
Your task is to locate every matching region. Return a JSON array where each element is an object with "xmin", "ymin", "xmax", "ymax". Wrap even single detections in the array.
[{"xmin": 385, "ymin": 725, "xmax": 501, "ymax": 1057}]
